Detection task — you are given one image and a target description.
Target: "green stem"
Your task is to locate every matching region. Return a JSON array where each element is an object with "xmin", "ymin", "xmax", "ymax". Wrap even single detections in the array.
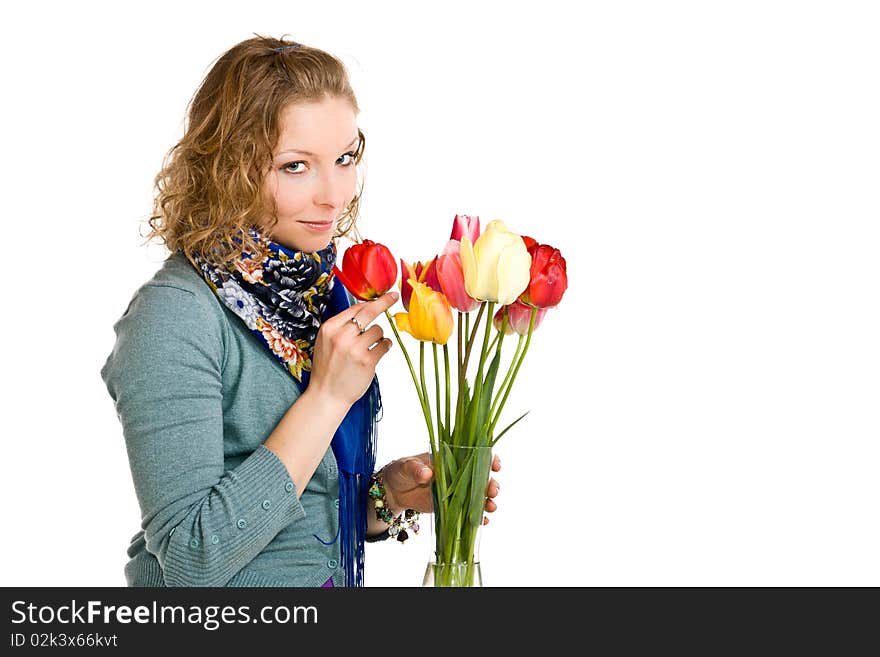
[
  {"xmin": 468, "ymin": 301, "xmax": 495, "ymax": 447},
  {"xmin": 461, "ymin": 303, "xmax": 486, "ymax": 386},
  {"xmin": 457, "ymin": 311, "xmax": 464, "ymax": 375},
  {"xmin": 385, "ymin": 310, "xmax": 434, "ymax": 453},
  {"xmin": 490, "ymin": 334, "xmax": 524, "ymax": 421},
  {"xmin": 494, "ymin": 305, "xmax": 508, "ymax": 369},
  {"xmin": 489, "ymin": 306, "xmax": 538, "ymax": 436},
  {"xmin": 433, "ymin": 343, "xmax": 442, "ymax": 441},
  {"xmin": 444, "ymin": 344, "xmax": 451, "ymax": 441},
  {"xmin": 419, "ymin": 342, "xmax": 432, "ymax": 441}
]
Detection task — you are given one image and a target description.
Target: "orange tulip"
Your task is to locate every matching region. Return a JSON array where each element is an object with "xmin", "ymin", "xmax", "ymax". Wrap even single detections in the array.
[
  {"xmin": 332, "ymin": 240, "xmax": 397, "ymax": 301},
  {"xmin": 394, "ymin": 279, "xmax": 454, "ymax": 345}
]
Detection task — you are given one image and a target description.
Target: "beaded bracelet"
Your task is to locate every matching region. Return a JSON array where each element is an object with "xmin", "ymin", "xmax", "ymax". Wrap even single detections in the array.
[{"xmin": 368, "ymin": 469, "xmax": 420, "ymax": 543}]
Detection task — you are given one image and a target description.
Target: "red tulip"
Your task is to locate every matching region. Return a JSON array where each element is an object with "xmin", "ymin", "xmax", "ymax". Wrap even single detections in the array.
[
  {"xmin": 493, "ymin": 300, "xmax": 547, "ymax": 336},
  {"xmin": 399, "ymin": 258, "xmax": 441, "ymax": 310},
  {"xmin": 521, "ymin": 235, "xmax": 538, "ymax": 251},
  {"xmin": 332, "ymin": 239, "xmax": 397, "ymax": 301},
  {"xmin": 450, "ymin": 214, "xmax": 481, "ymax": 244},
  {"xmin": 435, "ymin": 239, "xmax": 480, "ymax": 312},
  {"xmin": 519, "ymin": 241, "xmax": 568, "ymax": 308}
]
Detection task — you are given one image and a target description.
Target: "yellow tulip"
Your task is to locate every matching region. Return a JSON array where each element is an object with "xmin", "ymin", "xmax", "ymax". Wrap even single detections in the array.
[
  {"xmin": 460, "ymin": 219, "xmax": 532, "ymax": 305},
  {"xmin": 393, "ymin": 279, "xmax": 454, "ymax": 345}
]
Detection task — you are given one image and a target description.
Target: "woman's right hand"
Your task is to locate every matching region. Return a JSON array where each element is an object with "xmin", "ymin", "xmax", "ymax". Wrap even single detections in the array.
[{"xmin": 308, "ymin": 290, "xmax": 399, "ymax": 407}]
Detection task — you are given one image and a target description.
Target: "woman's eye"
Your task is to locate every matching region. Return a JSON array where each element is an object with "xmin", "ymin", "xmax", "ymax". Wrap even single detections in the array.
[{"xmin": 283, "ymin": 152, "xmax": 356, "ymax": 174}]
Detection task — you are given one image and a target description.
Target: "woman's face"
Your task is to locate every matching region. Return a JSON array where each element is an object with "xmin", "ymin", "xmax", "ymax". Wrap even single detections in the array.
[{"xmin": 261, "ymin": 96, "xmax": 360, "ymax": 253}]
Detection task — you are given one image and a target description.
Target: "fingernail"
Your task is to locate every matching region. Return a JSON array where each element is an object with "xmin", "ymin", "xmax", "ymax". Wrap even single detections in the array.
[{"xmin": 389, "ymin": 291, "xmax": 399, "ymax": 300}]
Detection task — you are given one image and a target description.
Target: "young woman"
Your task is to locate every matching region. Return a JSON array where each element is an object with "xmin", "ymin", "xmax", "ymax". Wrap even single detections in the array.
[{"xmin": 101, "ymin": 34, "xmax": 500, "ymax": 587}]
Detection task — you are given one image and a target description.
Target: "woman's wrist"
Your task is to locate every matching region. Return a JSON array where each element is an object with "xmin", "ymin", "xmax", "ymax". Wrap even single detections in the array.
[
  {"xmin": 367, "ymin": 468, "xmax": 420, "ymax": 542},
  {"xmin": 300, "ymin": 385, "xmax": 351, "ymax": 423}
]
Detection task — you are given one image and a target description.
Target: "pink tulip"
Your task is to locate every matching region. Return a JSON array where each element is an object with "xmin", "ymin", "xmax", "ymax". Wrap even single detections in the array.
[
  {"xmin": 493, "ymin": 300, "xmax": 547, "ymax": 336},
  {"xmin": 450, "ymin": 214, "xmax": 480, "ymax": 244},
  {"xmin": 435, "ymin": 240, "xmax": 480, "ymax": 312}
]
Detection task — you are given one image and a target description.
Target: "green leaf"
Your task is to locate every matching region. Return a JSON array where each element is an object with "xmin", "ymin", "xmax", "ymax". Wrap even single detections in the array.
[
  {"xmin": 453, "ymin": 378, "xmax": 471, "ymax": 443},
  {"xmin": 466, "ymin": 446, "xmax": 493, "ymax": 527},
  {"xmin": 491, "ymin": 410, "xmax": 530, "ymax": 446},
  {"xmin": 441, "ymin": 441, "xmax": 459, "ymax": 501},
  {"xmin": 476, "ymin": 350, "xmax": 502, "ymax": 436},
  {"xmin": 446, "ymin": 451, "xmax": 475, "ymax": 517}
]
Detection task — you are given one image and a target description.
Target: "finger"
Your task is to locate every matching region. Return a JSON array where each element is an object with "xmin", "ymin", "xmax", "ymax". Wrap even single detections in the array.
[
  {"xmin": 368, "ymin": 337, "xmax": 393, "ymax": 362},
  {"xmin": 353, "ymin": 291, "xmax": 400, "ymax": 325},
  {"xmin": 326, "ymin": 290, "xmax": 399, "ymax": 328},
  {"xmin": 486, "ymin": 478, "xmax": 500, "ymax": 498},
  {"xmin": 484, "ymin": 498, "xmax": 497, "ymax": 513},
  {"xmin": 407, "ymin": 458, "xmax": 433, "ymax": 483},
  {"xmin": 482, "ymin": 516, "xmax": 490, "ymax": 526},
  {"xmin": 491, "ymin": 454, "xmax": 501, "ymax": 472},
  {"xmin": 357, "ymin": 324, "xmax": 384, "ymax": 345}
]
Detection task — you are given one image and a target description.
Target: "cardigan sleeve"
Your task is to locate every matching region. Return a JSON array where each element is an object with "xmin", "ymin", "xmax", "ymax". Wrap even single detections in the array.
[{"xmin": 101, "ymin": 283, "xmax": 307, "ymax": 587}]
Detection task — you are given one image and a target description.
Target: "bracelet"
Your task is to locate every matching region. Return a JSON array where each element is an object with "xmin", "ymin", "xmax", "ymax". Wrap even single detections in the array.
[{"xmin": 368, "ymin": 469, "xmax": 420, "ymax": 543}]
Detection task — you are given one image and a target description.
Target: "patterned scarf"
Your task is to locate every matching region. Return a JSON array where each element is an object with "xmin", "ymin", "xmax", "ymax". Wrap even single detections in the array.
[{"xmin": 188, "ymin": 227, "xmax": 381, "ymax": 587}]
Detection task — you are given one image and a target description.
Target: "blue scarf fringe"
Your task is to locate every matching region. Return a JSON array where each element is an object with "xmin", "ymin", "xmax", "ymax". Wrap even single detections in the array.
[{"xmin": 308, "ymin": 278, "xmax": 382, "ymax": 587}]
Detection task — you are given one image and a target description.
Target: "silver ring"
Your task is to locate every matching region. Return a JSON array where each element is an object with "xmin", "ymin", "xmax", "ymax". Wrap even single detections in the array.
[{"xmin": 350, "ymin": 316, "xmax": 366, "ymax": 334}]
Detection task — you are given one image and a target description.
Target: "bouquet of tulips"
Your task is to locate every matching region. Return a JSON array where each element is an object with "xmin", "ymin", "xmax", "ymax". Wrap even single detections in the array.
[{"xmin": 333, "ymin": 215, "xmax": 568, "ymax": 586}]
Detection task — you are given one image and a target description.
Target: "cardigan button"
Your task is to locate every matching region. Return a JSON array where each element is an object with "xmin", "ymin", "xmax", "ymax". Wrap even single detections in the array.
[
  {"xmin": 189, "ymin": 538, "xmax": 199, "ymax": 548},
  {"xmin": 333, "ymin": 499, "xmax": 340, "ymax": 509},
  {"xmin": 237, "ymin": 519, "xmax": 247, "ymax": 529},
  {"xmin": 210, "ymin": 535, "xmax": 219, "ymax": 545},
  {"xmin": 262, "ymin": 499, "xmax": 271, "ymax": 510},
  {"xmin": 327, "ymin": 559, "xmax": 338, "ymax": 569},
  {"xmin": 285, "ymin": 482, "xmax": 294, "ymax": 493}
]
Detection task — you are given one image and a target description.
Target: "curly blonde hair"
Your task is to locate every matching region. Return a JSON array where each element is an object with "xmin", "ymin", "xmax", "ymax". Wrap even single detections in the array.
[{"xmin": 143, "ymin": 33, "xmax": 366, "ymax": 269}]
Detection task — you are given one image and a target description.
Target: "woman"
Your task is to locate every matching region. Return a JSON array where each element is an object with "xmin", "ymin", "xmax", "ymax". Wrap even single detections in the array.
[{"xmin": 101, "ymin": 34, "xmax": 500, "ymax": 587}]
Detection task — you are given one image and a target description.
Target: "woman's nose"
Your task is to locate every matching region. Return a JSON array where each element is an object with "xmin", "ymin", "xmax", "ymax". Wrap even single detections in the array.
[{"xmin": 314, "ymin": 169, "xmax": 348, "ymax": 211}]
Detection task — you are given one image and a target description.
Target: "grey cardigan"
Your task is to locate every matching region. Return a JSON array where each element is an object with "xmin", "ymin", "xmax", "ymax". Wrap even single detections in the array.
[{"xmin": 101, "ymin": 252, "xmax": 360, "ymax": 587}]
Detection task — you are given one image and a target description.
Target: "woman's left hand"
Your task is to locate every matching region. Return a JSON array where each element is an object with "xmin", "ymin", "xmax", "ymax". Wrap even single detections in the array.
[{"xmin": 382, "ymin": 452, "xmax": 502, "ymax": 524}]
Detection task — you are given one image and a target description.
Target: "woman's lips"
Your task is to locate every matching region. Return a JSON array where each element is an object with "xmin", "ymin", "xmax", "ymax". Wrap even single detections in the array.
[{"xmin": 299, "ymin": 220, "xmax": 334, "ymax": 232}]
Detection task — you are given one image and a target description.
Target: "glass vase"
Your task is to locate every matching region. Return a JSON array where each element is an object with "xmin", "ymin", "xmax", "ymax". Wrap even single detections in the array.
[{"xmin": 421, "ymin": 441, "xmax": 493, "ymax": 587}]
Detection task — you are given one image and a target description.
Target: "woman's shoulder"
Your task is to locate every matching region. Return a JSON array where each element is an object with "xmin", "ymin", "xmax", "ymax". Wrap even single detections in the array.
[
  {"xmin": 103, "ymin": 253, "xmax": 227, "ymax": 378},
  {"xmin": 114, "ymin": 252, "xmax": 226, "ymax": 330},
  {"xmin": 144, "ymin": 251, "xmax": 214, "ymax": 297}
]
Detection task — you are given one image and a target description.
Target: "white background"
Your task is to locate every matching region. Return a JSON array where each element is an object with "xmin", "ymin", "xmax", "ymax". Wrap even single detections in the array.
[{"xmin": 1, "ymin": 1, "xmax": 878, "ymax": 587}]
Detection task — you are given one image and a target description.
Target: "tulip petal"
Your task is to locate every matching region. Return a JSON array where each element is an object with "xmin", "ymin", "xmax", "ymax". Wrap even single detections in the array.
[
  {"xmin": 340, "ymin": 247, "xmax": 375, "ymax": 298},
  {"xmin": 400, "ymin": 259, "xmax": 419, "ymax": 311},
  {"xmin": 406, "ymin": 279, "xmax": 425, "ymax": 339},
  {"xmin": 424, "ymin": 257, "xmax": 443, "ymax": 293},
  {"xmin": 393, "ymin": 312, "xmax": 414, "ymax": 338},
  {"xmin": 437, "ymin": 253, "xmax": 479, "ymax": 313},
  {"xmin": 332, "ymin": 264, "xmax": 372, "ymax": 301},
  {"xmin": 471, "ymin": 232, "xmax": 500, "ymax": 301},
  {"xmin": 495, "ymin": 239, "xmax": 532, "ymax": 306},
  {"xmin": 431, "ymin": 292, "xmax": 454, "ymax": 344},
  {"xmin": 459, "ymin": 235, "xmax": 480, "ymax": 301},
  {"xmin": 360, "ymin": 243, "xmax": 397, "ymax": 296}
]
